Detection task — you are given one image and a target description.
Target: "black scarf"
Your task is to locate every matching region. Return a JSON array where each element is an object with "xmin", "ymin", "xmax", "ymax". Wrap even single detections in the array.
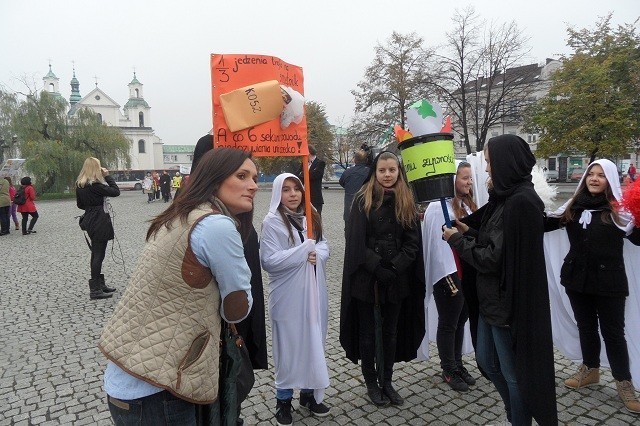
[{"xmin": 571, "ymin": 191, "xmax": 610, "ymax": 213}]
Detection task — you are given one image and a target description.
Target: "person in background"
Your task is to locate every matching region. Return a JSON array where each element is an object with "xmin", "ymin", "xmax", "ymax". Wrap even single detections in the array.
[
  {"xmin": 443, "ymin": 135, "xmax": 557, "ymax": 425},
  {"xmin": 142, "ymin": 172, "xmax": 154, "ymax": 203},
  {"xmin": 75, "ymin": 157, "xmax": 121, "ymax": 300},
  {"xmin": 152, "ymin": 171, "xmax": 161, "ymax": 200},
  {"xmin": 17, "ymin": 176, "xmax": 38, "ymax": 235},
  {"xmin": 261, "ymin": 173, "xmax": 331, "ymax": 425},
  {"xmin": 99, "ymin": 148, "xmax": 256, "ymax": 425},
  {"xmin": 172, "ymin": 171, "xmax": 183, "ymax": 199},
  {"xmin": 0, "ymin": 177, "xmax": 10, "ymax": 235},
  {"xmin": 422, "ymin": 161, "xmax": 478, "ymax": 393},
  {"xmin": 6, "ymin": 177, "xmax": 20, "ymax": 230},
  {"xmin": 546, "ymin": 159, "xmax": 640, "ymax": 414},
  {"xmin": 297, "ymin": 145, "xmax": 325, "ymax": 213},
  {"xmin": 159, "ymin": 170, "xmax": 172, "ymax": 203},
  {"xmin": 339, "ymin": 149, "xmax": 370, "ymax": 223},
  {"xmin": 627, "ymin": 163, "xmax": 636, "ymax": 182},
  {"xmin": 340, "ymin": 151, "xmax": 425, "ymax": 408}
]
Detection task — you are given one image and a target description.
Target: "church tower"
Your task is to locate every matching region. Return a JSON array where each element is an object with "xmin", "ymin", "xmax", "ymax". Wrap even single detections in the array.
[
  {"xmin": 124, "ymin": 72, "xmax": 150, "ymax": 128},
  {"xmin": 69, "ymin": 67, "xmax": 81, "ymax": 106},
  {"xmin": 42, "ymin": 64, "xmax": 62, "ymax": 99}
]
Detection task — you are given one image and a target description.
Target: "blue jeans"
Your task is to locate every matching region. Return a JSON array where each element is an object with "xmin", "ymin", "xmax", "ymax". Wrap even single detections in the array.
[
  {"xmin": 107, "ymin": 390, "xmax": 207, "ymax": 425},
  {"xmin": 477, "ymin": 315, "xmax": 531, "ymax": 426},
  {"xmin": 276, "ymin": 388, "xmax": 313, "ymax": 400}
]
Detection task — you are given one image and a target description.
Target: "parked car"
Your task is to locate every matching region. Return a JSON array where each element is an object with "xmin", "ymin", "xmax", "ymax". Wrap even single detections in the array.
[
  {"xmin": 545, "ymin": 169, "xmax": 559, "ymax": 182},
  {"xmin": 569, "ymin": 168, "xmax": 585, "ymax": 182}
]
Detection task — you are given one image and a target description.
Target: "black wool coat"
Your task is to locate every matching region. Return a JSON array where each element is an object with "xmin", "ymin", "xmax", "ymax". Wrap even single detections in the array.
[{"xmin": 76, "ymin": 175, "xmax": 120, "ymax": 242}]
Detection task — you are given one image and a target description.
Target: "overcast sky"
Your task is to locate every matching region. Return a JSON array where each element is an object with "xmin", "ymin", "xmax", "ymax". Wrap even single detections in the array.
[{"xmin": 1, "ymin": 0, "xmax": 637, "ymax": 146}]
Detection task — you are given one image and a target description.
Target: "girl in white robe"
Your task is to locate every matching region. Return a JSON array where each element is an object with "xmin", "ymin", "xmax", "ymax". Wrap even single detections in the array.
[{"xmin": 260, "ymin": 173, "xmax": 330, "ymax": 425}]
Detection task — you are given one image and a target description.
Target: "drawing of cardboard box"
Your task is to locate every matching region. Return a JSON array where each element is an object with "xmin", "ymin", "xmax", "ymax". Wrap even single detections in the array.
[{"xmin": 220, "ymin": 80, "xmax": 285, "ymax": 132}]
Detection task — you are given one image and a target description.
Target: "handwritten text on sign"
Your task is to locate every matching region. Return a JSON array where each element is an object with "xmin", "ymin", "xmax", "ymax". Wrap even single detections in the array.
[
  {"xmin": 401, "ymin": 140, "xmax": 456, "ymax": 182},
  {"xmin": 211, "ymin": 54, "xmax": 307, "ymax": 157}
]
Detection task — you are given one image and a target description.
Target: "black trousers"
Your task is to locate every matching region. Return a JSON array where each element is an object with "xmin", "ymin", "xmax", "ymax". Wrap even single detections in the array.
[
  {"xmin": 566, "ymin": 289, "xmax": 631, "ymax": 381},
  {"xmin": 356, "ymin": 298, "xmax": 402, "ymax": 385},
  {"xmin": 21, "ymin": 211, "xmax": 38, "ymax": 233},
  {"xmin": 90, "ymin": 240, "xmax": 108, "ymax": 279},
  {"xmin": 0, "ymin": 205, "xmax": 9, "ymax": 234},
  {"xmin": 433, "ymin": 277, "xmax": 468, "ymax": 371}
]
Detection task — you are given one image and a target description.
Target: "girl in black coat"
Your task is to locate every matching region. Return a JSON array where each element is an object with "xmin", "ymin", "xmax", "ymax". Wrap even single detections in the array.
[
  {"xmin": 546, "ymin": 159, "xmax": 640, "ymax": 414},
  {"xmin": 76, "ymin": 157, "xmax": 120, "ymax": 300},
  {"xmin": 340, "ymin": 151, "xmax": 425, "ymax": 408}
]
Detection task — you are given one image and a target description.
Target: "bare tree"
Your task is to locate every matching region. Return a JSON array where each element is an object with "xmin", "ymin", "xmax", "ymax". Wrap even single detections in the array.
[
  {"xmin": 351, "ymin": 31, "xmax": 436, "ymax": 144},
  {"xmin": 427, "ymin": 7, "xmax": 532, "ymax": 153}
]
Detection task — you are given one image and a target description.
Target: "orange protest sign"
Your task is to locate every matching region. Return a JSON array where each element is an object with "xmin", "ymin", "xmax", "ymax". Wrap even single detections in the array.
[{"xmin": 211, "ymin": 54, "xmax": 308, "ymax": 157}]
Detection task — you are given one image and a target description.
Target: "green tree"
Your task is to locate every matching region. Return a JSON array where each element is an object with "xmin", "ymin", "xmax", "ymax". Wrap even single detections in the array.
[
  {"xmin": 256, "ymin": 101, "xmax": 334, "ymax": 177},
  {"xmin": 351, "ymin": 31, "xmax": 435, "ymax": 145},
  {"xmin": 4, "ymin": 86, "xmax": 130, "ymax": 193},
  {"xmin": 525, "ymin": 14, "xmax": 640, "ymax": 158}
]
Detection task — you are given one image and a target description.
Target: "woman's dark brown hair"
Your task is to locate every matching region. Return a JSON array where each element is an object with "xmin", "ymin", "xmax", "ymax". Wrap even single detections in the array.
[
  {"xmin": 276, "ymin": 177, "xmax": 323, "ymax": 243},
  {"xmin": 562, "ymin": 163, "xmax": 620, "ymax": 225},
  {"xmin": 146, "ymin": 148, "xmax": 254, "ymax": 241}
]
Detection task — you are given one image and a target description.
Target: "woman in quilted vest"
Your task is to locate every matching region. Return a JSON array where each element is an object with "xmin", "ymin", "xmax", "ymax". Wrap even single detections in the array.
[{"xmin": 99, "ymin": 148, "xmax": 257, "ymax": 425}]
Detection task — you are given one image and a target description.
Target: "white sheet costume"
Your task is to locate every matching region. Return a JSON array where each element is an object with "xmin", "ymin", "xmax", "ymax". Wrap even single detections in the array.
[
  {"xmin": 544, "ymin": 159, "xmax": 640, "ymax": 388},
  {"xmin": 260, "ymin": 173, "xmax": 330, "ymax": 402},
  {"xmin": 417, "ymin": 162, "xmax": 474, "ymax": 361}
]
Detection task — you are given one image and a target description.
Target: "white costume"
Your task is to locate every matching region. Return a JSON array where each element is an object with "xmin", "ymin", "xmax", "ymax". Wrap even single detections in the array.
[
  {"xmin": 417, "ymin": 161, "xmax": 473, "ymax": 360},
  {"xmin": 260, "ymin": 173, "xmax": 330, "ymax": 402},
  {"xmin": 544, "ymin": 159, "xmax": 640, "ymax": 388}
]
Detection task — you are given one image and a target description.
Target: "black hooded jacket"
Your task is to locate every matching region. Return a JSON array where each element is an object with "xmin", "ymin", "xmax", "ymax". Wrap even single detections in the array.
[{"xmin": 448, "ymin": 135, "xmax": 558, "ymax": 425}]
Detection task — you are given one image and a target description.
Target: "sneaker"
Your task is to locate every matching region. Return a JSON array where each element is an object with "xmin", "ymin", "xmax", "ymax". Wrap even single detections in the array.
[
  {"xmin": 442, "ymin": 370, "xmax": 469, "ymax": 392},
  {"xmin": 275, "ymin": 398, "xmax": 293, "ymax": 425},
  {"xmin": 564, "ymin": 364, "xmax": 599, "ymax": 389},
  {"xmin": 616, "ymin": 380, "xmax": 640, "ymax": 414},
  {"xmin": 299, "ymin": 392, "xmax": 330, "ymax": 417},
  {"xmin": 458, "ymin": 365, "xmax": 477, "ymax": 386}
]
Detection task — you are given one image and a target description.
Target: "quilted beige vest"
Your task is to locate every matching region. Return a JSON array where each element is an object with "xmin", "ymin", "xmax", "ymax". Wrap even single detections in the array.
[{"xmin": 99, "ymin": 205, "xmax": 224, "ymax": 404}]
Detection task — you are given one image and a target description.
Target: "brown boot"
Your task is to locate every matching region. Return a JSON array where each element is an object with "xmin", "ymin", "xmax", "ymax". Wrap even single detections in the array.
[
  {"xmin": 616, "ymin": 380, "xmax": 640, "ymax": 414},
  {"xmin": 564, "ymin": 364, "xmax": 600, "ymax": 389}
]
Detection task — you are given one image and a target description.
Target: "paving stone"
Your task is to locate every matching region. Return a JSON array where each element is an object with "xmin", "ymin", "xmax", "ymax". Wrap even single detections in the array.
[{"xmin": 1, "ymin": 190, "xmax": 636, "ymax": 425}]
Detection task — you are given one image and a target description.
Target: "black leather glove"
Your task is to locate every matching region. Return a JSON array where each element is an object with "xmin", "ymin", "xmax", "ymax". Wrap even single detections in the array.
[{"xmin": 374, "ymin": 263, "xmax": 397, "ymax": 284}]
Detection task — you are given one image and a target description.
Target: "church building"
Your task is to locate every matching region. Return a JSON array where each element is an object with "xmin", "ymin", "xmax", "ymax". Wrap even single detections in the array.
[{"xmin": 43, "ymin": 66, "xmax": 164, "ymax": 170}]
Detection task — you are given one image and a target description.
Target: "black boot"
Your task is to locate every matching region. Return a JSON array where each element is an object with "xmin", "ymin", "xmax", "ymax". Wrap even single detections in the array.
[
  {"xmin": 365, "ymin": 378, "xmax": 390, "ymax": 407},
  {"xmin": 382, "ymin": 382, "xmax": 404, "ymax": 406},
  {"xmin": 89, "ymin": 278, "xmax": 113, "ymax": 300},
  {"xmin": 275, "ymin": 398, "xmax": 292, "ymax": 425},
  {"xmin": 98, "ymin": 274, "xmax": 116, "ymax": 293}
]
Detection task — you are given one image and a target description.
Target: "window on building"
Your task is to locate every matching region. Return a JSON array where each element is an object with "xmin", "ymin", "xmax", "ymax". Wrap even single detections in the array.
[
  {"xmin": 49, "ymin": 83, "xmax": 55, "ymax": 92},
  {"xmin": 187, "ymin": 155, "xmax": 193, "ymax": 162},
  {"xmin": 139, "ymin": 112, "xmax": 144, "ymax": 127},
  {"xmin": 492, "ymin": 131, "xmax": 499, "ymax": 137},
  {"xmin": 135, "ymin": 88, "xmax": 139, "ymax": 98},
  {"xmin": 97, "ymin": 113, "xmax": 102, "ymax": 124},
  {"xmin": 138, "ymin": 139, "xmax": 145, "ymax": 153},
  {"xmin": 549, "ymin": 158, "xmax": 557, "ymax": 171}
]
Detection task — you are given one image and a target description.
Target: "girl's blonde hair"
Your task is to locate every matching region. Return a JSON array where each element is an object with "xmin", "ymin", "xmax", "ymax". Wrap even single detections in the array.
[
  {"xmin": 76, "ymin": 157, "xmax": 106, "ymax": 188},
  {"xmin": 355, "ymin": 151, "xmax": 417, "ymax": 228}
]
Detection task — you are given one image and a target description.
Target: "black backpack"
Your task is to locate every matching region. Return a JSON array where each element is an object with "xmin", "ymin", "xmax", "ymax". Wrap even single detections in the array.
[{"xmin": 13, "ymin": 187, "xmax": 27, "ymax": 205}]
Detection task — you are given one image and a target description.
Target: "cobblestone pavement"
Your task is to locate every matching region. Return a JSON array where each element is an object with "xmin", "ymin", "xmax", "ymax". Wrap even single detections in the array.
[{"xmin": 1, "ymin": 189, "xmax": 638, "ymax": 425}]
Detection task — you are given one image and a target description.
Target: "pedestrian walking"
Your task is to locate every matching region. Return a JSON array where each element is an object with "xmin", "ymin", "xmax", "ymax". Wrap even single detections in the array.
[
  {"xmin": 99, "ymin": 148, "xmax": 256, "ymax": 425},
  {"xmin": 17, "ymin": 176, "xmax": 38, "ymax": 235},
  {"xmin": 75, "ymin": 158, "xmax": 121, "ymax": 300},
  {"xmin": 297, "ymin": 145, "xmax": 325, "ymax": 213},
  {"xmin": 421, "ymin": 161, "xmax": 478, "ymax": 393},
  {"xmin": 340, "ymin": 151, "xmax": 425, "ymax": 408},
  {"xmin": 260, "ymin": 173, "xmax": 331, "ymax": 425},
  {"xmin": 172, "ymin": 171, "xmax": 183, "ymax": 199},
  {"xmin": 5, "ymin": 177, "xmax": 20, "ymax": 230},
  {"xmin": 159, "ymin": 171, "xmax": 172, "ymax": 202},
  {"xmin": 0, "ymin": 177, "xmax": 10, "ymax": 235},
  {"xmin": 443, "ymin": 135, "xmax": 557, "ymax": 425},
  {"xmin": 627, "ymin": 163, "xmax": 636, "ymax": 182},
  {"xmin": 546, "ymin": 159, "xmax": 640, "ymax": 414},
  {"xmin": 142, "ymin": 172, "xmax": 154, "ymax": 203}
]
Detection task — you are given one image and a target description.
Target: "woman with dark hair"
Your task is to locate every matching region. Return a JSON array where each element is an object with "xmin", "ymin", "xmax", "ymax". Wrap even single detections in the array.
[
  {"xmin": 546, "ymin": 159, "xmax": 640, "ymax": 414},
  {"xmin": 443, "ymin": 135, "xmax": 557, "ymax": 425},
  {"xmin": 17, "ymin": 176, "xmax": 38, "ymax": 235},
  {"xmin": 421, "ymin": 161, "xmax": 478, "ymax": 392},
  {"xmin": 340, "ymin": 151, "xmax": 425, "ymax": 408},
  {"xmin": 99, "ymin": 148, "xmax": 257, "ymax": 425}
]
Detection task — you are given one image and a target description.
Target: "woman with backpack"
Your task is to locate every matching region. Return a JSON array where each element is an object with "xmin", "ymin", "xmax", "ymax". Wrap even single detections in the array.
[{"xmin": 16, "ymin": 176, "xmax": 38, "ymax": 235}]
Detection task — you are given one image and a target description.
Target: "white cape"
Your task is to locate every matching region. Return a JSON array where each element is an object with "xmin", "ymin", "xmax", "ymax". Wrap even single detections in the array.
[{"xmin": 260, "ymin": 173, "xmax": 330, "ymax": 402}]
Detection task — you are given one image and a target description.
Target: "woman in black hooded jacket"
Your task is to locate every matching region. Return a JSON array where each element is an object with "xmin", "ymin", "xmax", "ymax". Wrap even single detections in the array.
[
  {"xmin": 76, "ymin": 157, "xmax": 120, "ymax": 300},
  {"xmin": 443, "ymin": 135, "xmax": 557, "ymax": 426}
]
